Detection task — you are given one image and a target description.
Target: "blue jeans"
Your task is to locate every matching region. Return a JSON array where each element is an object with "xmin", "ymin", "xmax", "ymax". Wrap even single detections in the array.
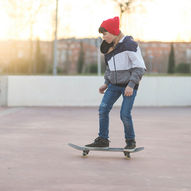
[{"xmin": 98, "ymin": 84, "xmax": 137, "ymax": 140}]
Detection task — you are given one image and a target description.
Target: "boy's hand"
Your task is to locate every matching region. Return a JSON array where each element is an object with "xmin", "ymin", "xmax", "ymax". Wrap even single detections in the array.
[
  {"xmin": 124, "ymin": 86, "xmax": 133, "ymax": 96},
  {"xmin": 99, "ymin": 84, "xmax": 108, "ymax": 94}
]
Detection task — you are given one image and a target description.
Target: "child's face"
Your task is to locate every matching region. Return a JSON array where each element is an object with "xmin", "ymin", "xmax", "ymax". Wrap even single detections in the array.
[{"xmin": 102, "ymin": 32, "xmax": 116, "ymax": 43}]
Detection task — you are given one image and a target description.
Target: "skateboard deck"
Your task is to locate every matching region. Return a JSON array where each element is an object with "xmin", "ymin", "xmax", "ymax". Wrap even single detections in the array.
[{"xmin": 68, "ymin": 143, "xmax": 144, "ymax": 159}]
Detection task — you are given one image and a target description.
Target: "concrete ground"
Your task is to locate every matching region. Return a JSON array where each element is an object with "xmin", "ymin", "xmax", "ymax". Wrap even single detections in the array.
[{"xmin": 0, "ymin": 106, "xmax": 191, "ymax": 191}]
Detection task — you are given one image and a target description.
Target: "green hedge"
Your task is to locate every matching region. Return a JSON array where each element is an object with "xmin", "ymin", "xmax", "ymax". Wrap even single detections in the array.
[{"xmin": 175, "ymin": 63, "xmax": 191, "ymax": 73}]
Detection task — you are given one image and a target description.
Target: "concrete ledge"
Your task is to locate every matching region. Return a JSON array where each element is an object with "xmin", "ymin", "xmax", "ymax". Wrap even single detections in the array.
[{"xmin": 0, "ymin": 75, "xmax": 191, "ymax": 106}]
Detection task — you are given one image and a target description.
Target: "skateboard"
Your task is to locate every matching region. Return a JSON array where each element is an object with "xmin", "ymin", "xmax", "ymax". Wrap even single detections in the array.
[{"xmin": 68, "ymin": 143, "xmax": 144, "ymax": 159}]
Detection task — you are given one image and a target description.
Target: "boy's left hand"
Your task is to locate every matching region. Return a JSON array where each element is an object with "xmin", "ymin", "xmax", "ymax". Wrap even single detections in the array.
[{"xmin": 124, "ymin": 86, "xmax": 133, "ymax": 96}]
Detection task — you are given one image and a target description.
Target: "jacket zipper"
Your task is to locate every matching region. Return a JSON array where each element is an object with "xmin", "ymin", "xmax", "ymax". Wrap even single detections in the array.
[{"xmin": 113, "ymin": 56, "xmax": 117, "ymax": 84}]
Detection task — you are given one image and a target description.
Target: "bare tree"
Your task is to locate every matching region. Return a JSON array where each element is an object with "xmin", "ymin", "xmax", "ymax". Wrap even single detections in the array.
[
  {"xmin": 113, "ymin": 0, "xmax": 133, "ymax": 24},
  {"xmin": 6, "ymin": 0, "xmax": 53, "ymax": 73},
  {"xmin": 112, "ymin": 0, "xmax": 150, "ymax": 26}
]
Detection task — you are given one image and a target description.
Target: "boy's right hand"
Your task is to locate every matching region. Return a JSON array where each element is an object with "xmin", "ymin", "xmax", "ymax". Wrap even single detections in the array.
[{"xmin": 99, "ymin": 84, "xmax": 108, "ymax": 94}]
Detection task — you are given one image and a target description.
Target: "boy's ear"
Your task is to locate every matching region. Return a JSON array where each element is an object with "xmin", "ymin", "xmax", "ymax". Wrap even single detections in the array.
[{"xmin": 100, "ymin": 40, "xmax": 114, "ymax": 54}]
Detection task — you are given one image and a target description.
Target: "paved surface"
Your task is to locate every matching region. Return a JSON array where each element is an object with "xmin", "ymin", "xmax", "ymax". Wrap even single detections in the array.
[{"xmin": 0, "ymin": 106, "xmax": 191, "ymax": 191}]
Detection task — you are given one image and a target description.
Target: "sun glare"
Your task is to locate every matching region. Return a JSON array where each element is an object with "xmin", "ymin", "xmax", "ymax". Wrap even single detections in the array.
[
  {"xmin": 0, "ymin": 0, "xmax": 191, "ymax": 42},
  {"xmin": 0, "ymin": 10, "xmax": 11, "ymax": 40},
  {"xmin": 127, "ymin": 0, "xmax": 191, "ymax": 42}
]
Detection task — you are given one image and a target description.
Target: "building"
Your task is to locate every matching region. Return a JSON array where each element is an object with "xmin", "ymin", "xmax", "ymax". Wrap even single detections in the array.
[
  {"xmin": 140, "ymin": 41, "xmax": 191, "ymax": 73},
  {"xmin": 57, "ymin": 38, "xmax": 98, "ymax": 74},
  {"xmin": 0, "ymin": 39, "xmax": 191, "ymax": 74},
  {"xmin": 0, "ymin": 40, "xmax": 52, "ymax": 73}
]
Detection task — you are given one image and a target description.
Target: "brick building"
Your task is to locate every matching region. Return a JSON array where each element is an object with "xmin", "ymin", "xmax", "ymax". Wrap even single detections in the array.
[
  {"xmin": 0, "ymin": 40, "xmax": 52, "ymax": 73},
  {"xmin": 0, "ymin": 39, "xmax": 191, "ymax": 74},
  {"xmin": 139, "ymin": 41, "xmax": 191, "ymax": 73},
  {"xmin": 57, "ymin": 38, "xmax": 98, "ymax": 74}
]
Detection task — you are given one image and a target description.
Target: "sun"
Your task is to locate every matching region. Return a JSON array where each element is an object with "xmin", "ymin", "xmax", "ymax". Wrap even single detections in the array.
[
  {"xmin": 0, "ymin": 10, "xmax": 11, "ymax": 40},
  {"xmin": 32, "ymin": 12, "xmax": 53, "ymax": 41}
]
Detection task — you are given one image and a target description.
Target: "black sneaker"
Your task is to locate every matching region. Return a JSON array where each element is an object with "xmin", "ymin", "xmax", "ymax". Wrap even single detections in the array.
[
  {"xmin": 85, "ymin": 137, "xmax": 109, "ymax": 149},
  {"xmin": 124, "ymin": 139, "xmax": 136, "ymax": 152}
]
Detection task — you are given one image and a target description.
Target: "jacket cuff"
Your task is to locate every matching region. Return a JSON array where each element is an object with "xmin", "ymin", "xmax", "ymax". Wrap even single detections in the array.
[
  {"xmin": 104, "ymin": 80, "xmax": 110, "ymax": 85},
  {"xmin": 128, "ymin": 81, "xmax": 136, "ymax": 89}
]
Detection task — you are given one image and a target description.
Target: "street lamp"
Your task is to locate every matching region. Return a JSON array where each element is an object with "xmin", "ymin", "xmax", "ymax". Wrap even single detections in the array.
[
  {"xmin": 53, "ymin": 0, "xmax": 58, "ymax": 75},
  {"xmin": 97, "ymin": 37, "xmax": 102, "ymax": 76}
]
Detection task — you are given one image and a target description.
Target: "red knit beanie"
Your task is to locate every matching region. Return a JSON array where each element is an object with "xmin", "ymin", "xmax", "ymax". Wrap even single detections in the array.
[{"xmin": 100, "ymin": 16, "xmax": 120, "ymax": 36}]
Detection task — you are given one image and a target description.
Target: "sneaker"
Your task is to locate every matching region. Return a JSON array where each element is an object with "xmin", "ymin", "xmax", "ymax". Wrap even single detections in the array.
[
  {"xmin": 124, "ymin": 139, "xmax": 136, "ymax": 152},
  {"xmin": 85, "ymin": 137, "xmax": 109, "ymax": 149}
]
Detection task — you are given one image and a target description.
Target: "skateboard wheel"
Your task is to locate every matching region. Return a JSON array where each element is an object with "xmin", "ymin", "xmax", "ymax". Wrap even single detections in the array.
[
  {"xmin": 124, "ymin": 151, "xmax": 131, "ymax": 159},
  {"xmin": 83, "ymin": 150, "xmax": 89, "ymax": 156}
]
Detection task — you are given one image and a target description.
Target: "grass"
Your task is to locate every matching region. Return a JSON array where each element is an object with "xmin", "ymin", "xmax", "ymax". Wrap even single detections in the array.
[
  {"xmin": 145, "ymin": 73, "xmax": 191, "ymax": 76},
  {"xmin": 1, "ymin": 73, "xmax": 191, "ymax": 76}
]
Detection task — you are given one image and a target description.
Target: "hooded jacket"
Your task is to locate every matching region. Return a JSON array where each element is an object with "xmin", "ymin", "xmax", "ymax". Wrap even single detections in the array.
[{"xmin": 103, "ymin": 36, "xmax": 146, "ymax": 89}]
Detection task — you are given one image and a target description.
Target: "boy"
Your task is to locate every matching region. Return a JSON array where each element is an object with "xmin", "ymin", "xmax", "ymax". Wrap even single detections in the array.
[{"xmin": 85, "ymin": 16, "xmax": 146, "ymax": 151}]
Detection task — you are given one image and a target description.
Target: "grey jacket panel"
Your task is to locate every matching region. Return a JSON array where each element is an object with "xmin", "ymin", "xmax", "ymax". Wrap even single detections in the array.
[
  {"xmin": 128, "ymin": 67, "xmax": 146, "ymax": 88},
  {"xmin": 104, "ymin": 66, "xmax": 145, "ymax": 88},
  {"xmin": 104, "ymin": 65, "xmax": 111, "ymax": 85}
]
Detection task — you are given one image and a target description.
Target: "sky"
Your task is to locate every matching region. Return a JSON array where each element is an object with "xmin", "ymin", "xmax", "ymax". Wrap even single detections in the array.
[{"xmin": 0, "ymin": 0, "xmax": 191, "ymax": 42}]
